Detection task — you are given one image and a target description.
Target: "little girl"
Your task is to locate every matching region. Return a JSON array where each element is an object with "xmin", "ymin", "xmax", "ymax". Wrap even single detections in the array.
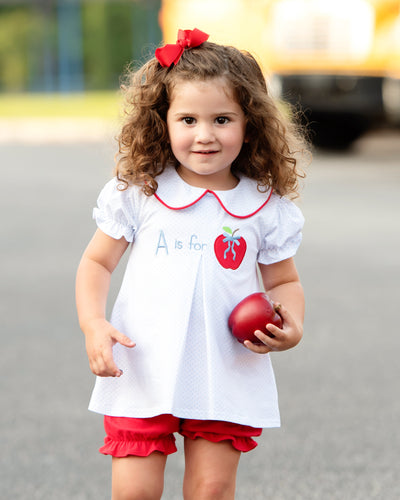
[{"xmin": 76, "ymin": 29, "xmax": 308, "ymax": 500}]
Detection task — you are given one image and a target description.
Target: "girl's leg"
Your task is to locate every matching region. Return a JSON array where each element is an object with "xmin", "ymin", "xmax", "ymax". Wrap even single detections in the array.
[
  {"xmin": 111, "ymin": 453, "xmax": 167, "ymax": 500},
  {"xmin": 182, "ymin": 438, "xmax": 241, "ymax": 500}
]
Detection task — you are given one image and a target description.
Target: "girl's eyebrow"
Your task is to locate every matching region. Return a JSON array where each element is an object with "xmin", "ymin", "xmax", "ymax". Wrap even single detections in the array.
[{"xmin": 172, "ymin": 111, "xmax": 240, "ymax": 117}]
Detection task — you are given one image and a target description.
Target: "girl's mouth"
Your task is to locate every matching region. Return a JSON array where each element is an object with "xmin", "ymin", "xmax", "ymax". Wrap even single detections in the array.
[{"xmin": 193, "ymin": 150, "xmax": 218, "ymax": 154}]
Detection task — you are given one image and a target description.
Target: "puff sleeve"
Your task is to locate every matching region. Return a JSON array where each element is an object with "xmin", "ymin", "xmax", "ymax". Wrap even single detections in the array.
[
  {"xmin": 93, "ymin": 178, "xmax": 136, "ymax": 242},
  {"xmin": 257, "ymin": 196, "xmax": 304, "ymax": 265}
]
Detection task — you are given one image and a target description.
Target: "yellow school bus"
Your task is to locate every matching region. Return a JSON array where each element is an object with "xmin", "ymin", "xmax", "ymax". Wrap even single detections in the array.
[{"xmin": 159, "ymin": 0, "xmax": 400, "ymax": 147}]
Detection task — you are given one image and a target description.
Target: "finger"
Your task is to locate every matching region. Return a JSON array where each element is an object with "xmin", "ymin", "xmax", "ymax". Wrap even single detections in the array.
[
  {"xmin": 274, "ymin": 303, "xmax": 292, "ymax": 323},
  {"xmin": 265, "ymin": 323, "xmax": 283, "ymax": 337},
  {"xmin": 254, "ymin": 329, "xmax": 279, "ymax": 346},
  {"xmin": 243, "ymin": 339, "xmax": 272, "ymax": 354},
  {"xmin": 113, "ymin": 331, "xmax": 136, "ymax": 348},
  {"xmin": 94, "ymin": 349, "xmax": 123, "ymax": 378},
  {"xmin": 103, "ymin": 354, "xmax": 123, "ymax": 377},
  {"xmin": 91, "ymin": 359, "xmax": 121, "ymax": 378},
  {"xmin": 255, "ymin": 329, "xmax": 288, "ymax": 352}
]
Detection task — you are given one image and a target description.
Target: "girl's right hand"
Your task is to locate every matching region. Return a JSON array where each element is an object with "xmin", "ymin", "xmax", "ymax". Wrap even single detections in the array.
[{"xmin": 83, "ymin": 318, "xmax": 135, "ymax": 377}]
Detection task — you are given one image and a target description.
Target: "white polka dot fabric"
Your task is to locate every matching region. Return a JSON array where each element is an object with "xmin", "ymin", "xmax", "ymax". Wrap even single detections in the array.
[{"xmin": 88, "ymin": 167, "xmax": 304, "ymax": 427}]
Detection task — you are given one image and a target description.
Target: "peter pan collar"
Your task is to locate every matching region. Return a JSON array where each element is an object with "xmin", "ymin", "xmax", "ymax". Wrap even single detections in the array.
[{"xmin": 154, "ymin": 167, "xmax": 272, "ymax": 219}]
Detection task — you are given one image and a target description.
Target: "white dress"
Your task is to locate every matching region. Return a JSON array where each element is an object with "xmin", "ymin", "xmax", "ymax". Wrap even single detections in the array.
[{"xmin": 88, "ymin": 167, "xmax": 304, "ymax": 428}]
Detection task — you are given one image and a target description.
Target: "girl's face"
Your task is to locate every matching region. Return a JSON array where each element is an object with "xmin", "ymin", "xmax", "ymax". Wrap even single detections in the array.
[{"xmin": 166, "ymin": 77, "xmax": 247, "ymax": 190}]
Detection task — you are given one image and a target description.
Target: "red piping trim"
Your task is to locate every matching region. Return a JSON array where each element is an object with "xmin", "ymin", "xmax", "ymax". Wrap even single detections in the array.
[{"xmin": 154, "ymin": 188, "xmax": 273, "ymax": 219}]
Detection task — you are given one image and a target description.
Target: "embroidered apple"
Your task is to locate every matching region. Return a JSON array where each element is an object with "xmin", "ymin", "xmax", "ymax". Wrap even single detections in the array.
[
  {"xmin": 228, "ymin": 292, "xmax": 283, "ymax": 344},
  {"xmin": 214, "ymin": 227, "xmax": 247, "ymax": 270}
]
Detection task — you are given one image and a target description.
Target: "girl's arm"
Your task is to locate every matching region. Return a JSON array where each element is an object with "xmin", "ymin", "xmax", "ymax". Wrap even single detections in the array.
[
  {"xmin": 76, "ymin": 229, "xmax": 135, "ymax": 377},
  {"xmin": 244, "ymin": 257, "xmax": 305, "ymax": 354}
]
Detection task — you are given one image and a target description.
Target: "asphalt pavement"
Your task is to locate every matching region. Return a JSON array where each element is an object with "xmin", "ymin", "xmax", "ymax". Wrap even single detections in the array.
[{"xmin": 1, "ymin": 127, "xmax": 399, "ymax": 499}]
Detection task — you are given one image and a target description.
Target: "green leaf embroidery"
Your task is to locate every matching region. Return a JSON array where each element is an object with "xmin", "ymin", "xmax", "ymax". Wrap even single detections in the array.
[{"xmin": 222, "ymin": 226, "xmax": 232, "ymax": 234}]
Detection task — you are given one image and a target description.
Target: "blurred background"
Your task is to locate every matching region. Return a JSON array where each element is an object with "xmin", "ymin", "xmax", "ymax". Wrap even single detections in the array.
[
  {"xmin": 1, "ymin": 0, "xmax": 400, "ymax": 147},
  {"xmin": 1, "ymin": 1, "xmax": 400, "ymax": 499},
  {"xmin": 0, "ymin": 0, "xmax": 161, "ymax": 93}
]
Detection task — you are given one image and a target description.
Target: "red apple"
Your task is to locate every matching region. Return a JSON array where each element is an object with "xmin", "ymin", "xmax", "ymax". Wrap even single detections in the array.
[
  {"xmin": 214, "ymin": 227, "xmax": 247, "ymax": 270},
  {"xmin": 228, "ymin": 292, "xmax": 282, "ymax": 344}
]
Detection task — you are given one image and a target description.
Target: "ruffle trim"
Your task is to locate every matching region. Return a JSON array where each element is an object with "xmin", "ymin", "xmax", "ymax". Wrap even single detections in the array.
[
  {"xmin": 99, "ymin": 435, "xmax": 177, "ymax": 457},
  {"xmin": 93, "ymin": 209, "xmax": 135, "ymax": 243},
  {"xmin": 257, "ymin": 233, "xmax": 302, "ymax": 265},
  {"xmin": 181, "ymin": 430, "xmax": 258, "ymax": 453},
  {"xmin": 99, "ymin": 431, "xmax": 259, "ymax": 456}
]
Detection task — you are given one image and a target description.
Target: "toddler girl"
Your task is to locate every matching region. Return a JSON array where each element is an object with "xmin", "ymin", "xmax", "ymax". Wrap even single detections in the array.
[{"xmin": 76, "ymin": 28, "xmax": 308, "ymax": 500}]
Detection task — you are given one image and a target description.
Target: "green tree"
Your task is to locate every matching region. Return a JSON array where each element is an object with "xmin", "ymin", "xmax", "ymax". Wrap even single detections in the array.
[
  {"xmin": 82, "ymin": 1, "xmax": 161, "ymax": 90},
  {"xmin": 0, "ymin": 8, "xmax": 31, "ymax": 91}
]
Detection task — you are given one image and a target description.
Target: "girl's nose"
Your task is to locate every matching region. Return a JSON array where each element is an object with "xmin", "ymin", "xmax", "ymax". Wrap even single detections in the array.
[{"xmin": 195, "ymin": 123, "xmax": 215, "ymax": 143}]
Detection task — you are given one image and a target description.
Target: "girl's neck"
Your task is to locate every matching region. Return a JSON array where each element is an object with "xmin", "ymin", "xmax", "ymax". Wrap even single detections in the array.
[{"xmin": 176, "ymin": 165, "xmax": 239, "ymax": 191}]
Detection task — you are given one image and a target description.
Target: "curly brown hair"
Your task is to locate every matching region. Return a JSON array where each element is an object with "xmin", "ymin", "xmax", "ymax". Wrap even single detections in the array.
[{"xmin": 115, "ymin": 41, "xmax": 309, "ymax": 198}]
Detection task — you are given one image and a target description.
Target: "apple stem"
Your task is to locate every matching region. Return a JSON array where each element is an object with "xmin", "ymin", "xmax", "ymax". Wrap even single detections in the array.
[{"xmin": 232, "ymin": 229, "xmax": 239, "ymax": 237}]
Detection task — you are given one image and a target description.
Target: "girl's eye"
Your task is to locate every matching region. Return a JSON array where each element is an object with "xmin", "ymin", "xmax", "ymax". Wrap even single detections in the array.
[
  {"xmin": 182, "ymin": 117, "xmax": 195, "ymax": 125},
  {"xmin": 216, "ymin": 116, "xmax": 229, "ymax": 125}
]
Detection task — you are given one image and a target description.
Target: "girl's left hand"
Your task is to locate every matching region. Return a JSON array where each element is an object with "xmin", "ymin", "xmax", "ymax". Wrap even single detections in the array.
[{"xmin": 243, "ymin": 303, "xmax": 303, "ymax": 354}]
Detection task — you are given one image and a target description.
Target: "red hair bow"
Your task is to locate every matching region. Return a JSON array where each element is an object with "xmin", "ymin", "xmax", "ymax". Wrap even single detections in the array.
[{"xmin": 155, "ymin": 28, "xmax": 209, "ymax": 67}]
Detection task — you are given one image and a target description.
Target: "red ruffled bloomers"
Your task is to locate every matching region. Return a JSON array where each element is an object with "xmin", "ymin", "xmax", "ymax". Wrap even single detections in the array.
[{"xmin": 100, "ymin": 414, "xmax": 262, "ymax": 457}]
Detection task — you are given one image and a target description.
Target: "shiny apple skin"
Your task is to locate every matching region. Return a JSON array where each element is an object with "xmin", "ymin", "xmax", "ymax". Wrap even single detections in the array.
[{"xmin": 228, "ymin": 292, "xmax": 283, "ymax": 345}]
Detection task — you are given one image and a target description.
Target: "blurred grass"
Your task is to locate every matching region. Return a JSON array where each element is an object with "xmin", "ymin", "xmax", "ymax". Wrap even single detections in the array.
[{"xmin": 0, "ymin": 91, "xmax": 121, "ymax": 118}]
